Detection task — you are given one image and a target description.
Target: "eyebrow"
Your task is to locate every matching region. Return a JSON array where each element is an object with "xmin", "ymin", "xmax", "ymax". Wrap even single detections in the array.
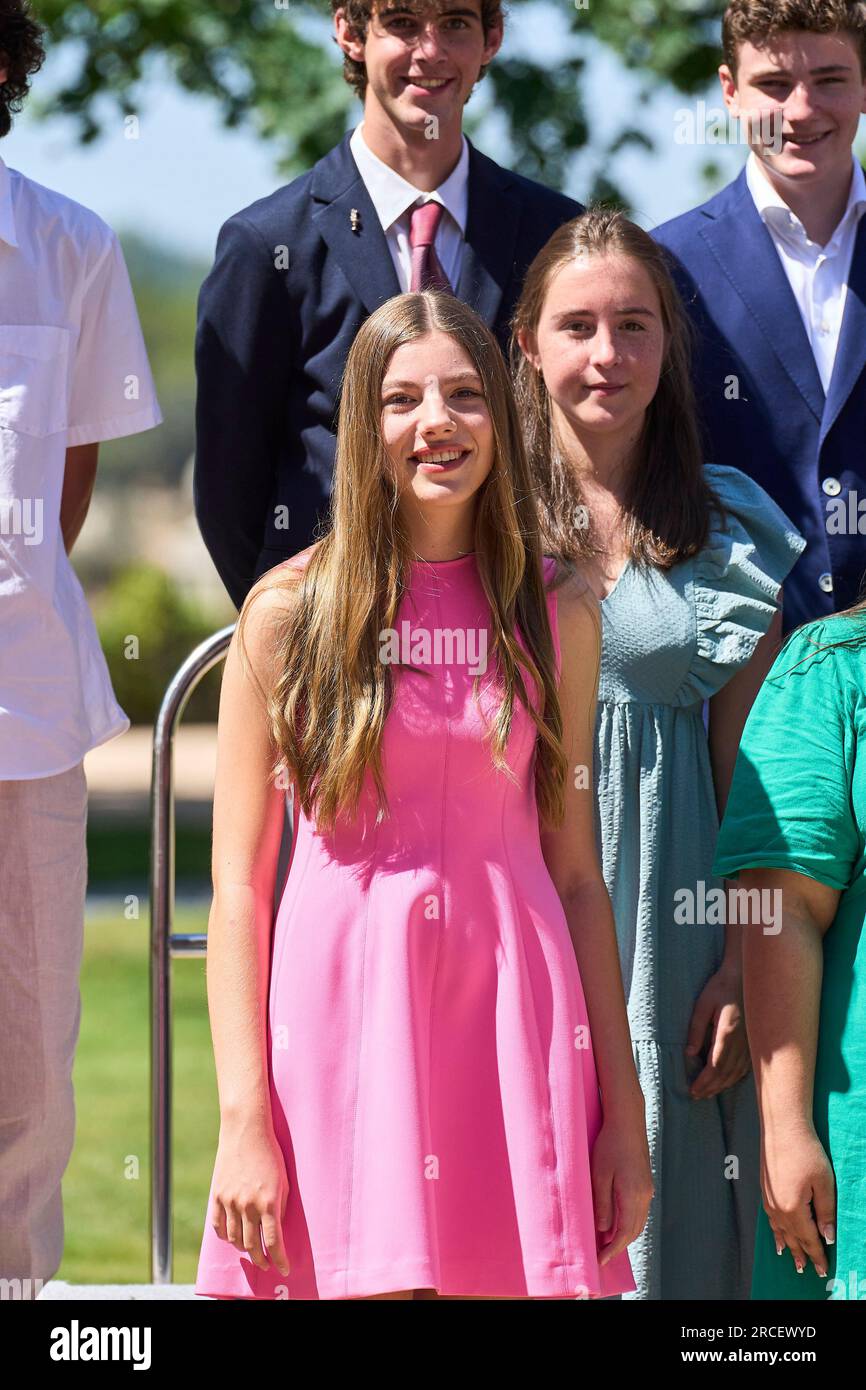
[
  {"xmin": 381, "ymin": 372, "xmax": 483, "ymax": 390},
  {"xmin": 377, "ymin": 5, "xmax": 481, "ymax": 19},
  {"xmin": 751, "ymin": 64, "xmax": 854, "ymax": 79},
  {"xmin": 552, "ymin": 307, "xmax": 657, "ymax": 320}
]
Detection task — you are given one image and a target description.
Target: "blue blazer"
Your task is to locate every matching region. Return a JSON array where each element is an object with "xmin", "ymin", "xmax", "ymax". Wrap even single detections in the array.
[
  {"xmin": 655, "ymin": 167, "xmax": 866, "ymax": 634},
  {"xmin": 194, "ymin": 130, "xmax": 583, "ymax": 609}
]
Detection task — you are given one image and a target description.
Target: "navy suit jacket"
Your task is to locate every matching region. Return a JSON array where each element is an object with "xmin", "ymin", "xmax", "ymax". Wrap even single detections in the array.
[
  {"xmin": 655, "ymin": 167, "xmax": 866, "ymax": 634},
  {"xmin": 194, "ymin": 130, "xmax": 584, "ymax": 609}
]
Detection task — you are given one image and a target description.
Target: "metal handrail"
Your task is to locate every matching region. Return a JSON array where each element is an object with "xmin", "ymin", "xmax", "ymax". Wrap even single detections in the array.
[{"xmin": 149, "ymin": 624, "xmax": 235, "ymax": 1285}]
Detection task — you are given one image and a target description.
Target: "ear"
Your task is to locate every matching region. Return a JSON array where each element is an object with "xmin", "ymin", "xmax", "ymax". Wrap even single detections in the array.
[
  {"xmin": 718, "ymin": 63, "xmax": 738, "ymax": 116},
  {"xmin": 480, "ymin": 15, "xmax": 504, "ymax": 66},
  {"xmin": 516, "ymin": 326, "xmax": 541, "ymax": 373},
  {"xmin": 333, "ymin": 5, "xmax": 366, "ymax": 63}
]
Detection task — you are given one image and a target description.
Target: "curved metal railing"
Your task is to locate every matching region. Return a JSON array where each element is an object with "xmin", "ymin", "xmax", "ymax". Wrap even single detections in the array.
[{"xmin": 149, "ymin": 625, "xmax": 234, "ymax": 1284}]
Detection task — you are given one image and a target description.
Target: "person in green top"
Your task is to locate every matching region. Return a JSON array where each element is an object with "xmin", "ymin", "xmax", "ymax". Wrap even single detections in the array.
[{"xmin": 712, "ymin": 600, "xmax": 866, "ymax": 1300}]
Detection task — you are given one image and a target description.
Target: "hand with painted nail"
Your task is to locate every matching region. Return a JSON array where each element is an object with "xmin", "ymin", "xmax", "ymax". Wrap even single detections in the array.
[{"xmin": 760, "ymin": 1122, "xmax": 836, "ymax": 1280}]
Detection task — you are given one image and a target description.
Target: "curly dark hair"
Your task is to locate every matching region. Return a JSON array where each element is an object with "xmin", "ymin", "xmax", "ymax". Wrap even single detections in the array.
[
  {"xmin": 0, "ymin": 0, "xmax": 45, "ymax": 138},
  {"xmin": 332, "ymin": 0, "xmax": 505, "ymax": 101},
  {"xmin": 723, "ymin": 0, "xmax": 866, "ymax": 77}
]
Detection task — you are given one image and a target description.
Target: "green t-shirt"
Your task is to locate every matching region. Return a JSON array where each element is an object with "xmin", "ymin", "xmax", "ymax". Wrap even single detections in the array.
[{"xmin": 712, "ymin": 614, "xmax": 866, "ymax": 1300}]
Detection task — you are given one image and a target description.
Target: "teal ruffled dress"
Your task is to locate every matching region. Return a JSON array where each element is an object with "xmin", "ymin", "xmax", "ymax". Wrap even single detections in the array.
[{"xmin": 592, "ymin": 463, "xmax": 806, "ymax": 1300}]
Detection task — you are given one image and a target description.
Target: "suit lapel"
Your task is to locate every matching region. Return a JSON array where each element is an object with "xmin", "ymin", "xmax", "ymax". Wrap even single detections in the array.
[
  {"xmin": 455, "ymin": 138, "xmax": 521, "ymax": 326},
  {"xmin": 699, "ymin": 170, "xmax": 825, "ymax": 422},
  {"xmin": 821, "ymin": 213, "xmax": 866, "ymax": 445},
  {"xmin": 308, "ymin": 131, "xmax": 522, "ymax": 327},
  {"xmin": 310, "ymin": 133, "xmax": 401, "ymax": 316}
]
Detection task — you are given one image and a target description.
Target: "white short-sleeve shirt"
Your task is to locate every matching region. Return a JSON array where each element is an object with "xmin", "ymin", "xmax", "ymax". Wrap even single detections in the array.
[{"xmin": 0, "ymin": 154, "xmax": 162, "ymax": 779}]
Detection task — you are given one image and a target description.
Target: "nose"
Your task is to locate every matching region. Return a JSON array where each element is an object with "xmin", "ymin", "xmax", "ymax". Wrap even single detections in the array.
[
  {"xmin": 413, "ymin": 20, "xmax": 447, "ymax": 62},
  {"xmin": 784, "ymin": 80, "xmax": 818, "ymax": 124},
  {"xmin": 589, "ymin": 325, "xmax": 620, "ymax": 370},
  {"xmin": 418, "ymin": 383, "xmax": 457, "ymax": 437}
]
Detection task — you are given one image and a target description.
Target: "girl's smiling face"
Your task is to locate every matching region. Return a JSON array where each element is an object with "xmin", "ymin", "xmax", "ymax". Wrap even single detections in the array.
[
  {"xmin": 519, "ymin": 253, "xmax": 666, "ymax": 444},
  {"xmin": 381, "ymin": 330, "xmax": 495, "ymax": 512}
]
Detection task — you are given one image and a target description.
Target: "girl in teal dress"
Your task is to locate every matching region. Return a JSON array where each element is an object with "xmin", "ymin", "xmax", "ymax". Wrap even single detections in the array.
[
  {"xmin": 510, "ymin": 207, "xmax": 806, "ymax": 1299},
  {"xmin": 713, "ymin": 607, "xmax": 866, "ymax": 1300}
]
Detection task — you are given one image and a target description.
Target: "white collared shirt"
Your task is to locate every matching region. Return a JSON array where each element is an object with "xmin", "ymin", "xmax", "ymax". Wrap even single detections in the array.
[
  {"xmin": 745, "ymin": 152, "xmax": 866, "ymax": 392},
  {"xmin": 0, "ymin": 154, "xmax": 162, "ymax": 779},
  {"xmin": 349, "ymin": 121, "xmax": 469, "ymax": 291}
]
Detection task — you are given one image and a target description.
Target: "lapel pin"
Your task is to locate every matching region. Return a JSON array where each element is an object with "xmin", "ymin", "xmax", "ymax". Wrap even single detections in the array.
[{"xmin": 350, "ymin": 208, "xmax": 361, "ymax": 234}]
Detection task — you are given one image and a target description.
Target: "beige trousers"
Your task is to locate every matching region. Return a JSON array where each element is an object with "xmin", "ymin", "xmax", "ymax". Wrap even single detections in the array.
[{"xmin": 0, "ymin": 761, "xmax": 88, "ymax": 1294}]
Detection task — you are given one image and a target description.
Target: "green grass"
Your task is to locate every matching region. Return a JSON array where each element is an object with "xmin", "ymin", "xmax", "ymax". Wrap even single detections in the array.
[{"xmin": 57, "ymin": 902, "xmax": 219, "ymax": 1285}]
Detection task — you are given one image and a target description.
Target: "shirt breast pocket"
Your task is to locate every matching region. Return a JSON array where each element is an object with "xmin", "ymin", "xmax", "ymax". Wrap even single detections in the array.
[{"xmin": 0, "ymin": 324, "xmax": 71, "ymax": 438}]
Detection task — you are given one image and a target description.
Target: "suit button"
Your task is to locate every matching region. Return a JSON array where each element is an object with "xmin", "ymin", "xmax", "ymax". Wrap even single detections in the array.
[
  {"xmin": 819, "ymin": 573, "xmax": 834, "ymax": 593},
  {"xmin": 822, "ymin": 477, "xmax": 842, "ymax": 496}
]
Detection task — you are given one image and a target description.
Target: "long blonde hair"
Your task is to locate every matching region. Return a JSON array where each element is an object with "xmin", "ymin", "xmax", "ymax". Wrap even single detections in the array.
[{"xmin": 237, "ymin": 290, "xmax": 571, "ymax": 835}]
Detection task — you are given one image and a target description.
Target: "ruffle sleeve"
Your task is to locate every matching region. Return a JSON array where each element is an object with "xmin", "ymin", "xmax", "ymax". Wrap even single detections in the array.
[{"xmin": 679, "ymin": 462, "xmax": 807, "ymax": 704}]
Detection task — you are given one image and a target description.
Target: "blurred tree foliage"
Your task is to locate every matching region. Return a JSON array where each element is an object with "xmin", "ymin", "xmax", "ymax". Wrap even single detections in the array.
[
  {"xmin": 100, "ymin": 234, "xmax": 207, "ymax": 487},
  {"xmin": 30, "ymin": 0, "xmax": 725, "ymax": 193},
  {"xmin": 95, "ymin": 563, "xmax": 225, "ymax": 722}
]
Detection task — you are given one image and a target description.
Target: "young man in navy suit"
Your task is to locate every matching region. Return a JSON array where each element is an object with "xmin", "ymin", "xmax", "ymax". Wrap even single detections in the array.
[
  {"xmin": 194, "ymin": 0, "xmax": 584, "ymax": 611},
  {"xmin": 655, "ymin": 0, "xmax": 866, "ymax": 634}
]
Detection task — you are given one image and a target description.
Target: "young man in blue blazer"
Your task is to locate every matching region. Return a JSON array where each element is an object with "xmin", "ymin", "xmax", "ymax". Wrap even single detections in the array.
[
  {"xmin": 655, "ymin": 0, "xmax": 866, "ymax": 634},
  {"xmin": 195, "ymin": 0, "xmax": 584, "ymax": 610}
]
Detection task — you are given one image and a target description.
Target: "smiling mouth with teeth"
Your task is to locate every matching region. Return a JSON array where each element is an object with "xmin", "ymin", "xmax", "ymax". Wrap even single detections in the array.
[
  {"xmin": 785, "ymin": 132, "xmax": 830, "ymax": 145},
  {"xmin": 405, "ymin": 77, "xmax": 451, "ymax": 89},
  {"xmin": 411, "ymin": 448, "xmax": 467, "ymax": 464}
]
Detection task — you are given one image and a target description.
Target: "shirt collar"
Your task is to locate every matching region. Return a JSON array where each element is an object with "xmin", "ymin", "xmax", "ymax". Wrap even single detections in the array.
[
  {"xmin": 349, "ymin": 121, "xmax": 469, "ymax": 237},
  {"xmin": 746, "ymin": 150, "xmax": 866, "ymax": 251},
  {"xmin": 0, "ymin": 153, "xmax": 18, "ymax": 249}
]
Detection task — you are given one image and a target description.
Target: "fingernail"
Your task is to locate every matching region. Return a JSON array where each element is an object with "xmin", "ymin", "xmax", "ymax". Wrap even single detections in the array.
[
  {"xmin": 817, "ymin": 1267, "xmax": 827, "ymax": 1278},
  {"xmin": 776, "ymin": 1243, "xmax": 784, "ymax": 1256},
  {"xmin": 795, "ymin": 1262, "xmax": 804, "ymax": 1274},
  {"xmin": 821, "ymin": 1224, "xmax": 836, "ymax": 1245}
]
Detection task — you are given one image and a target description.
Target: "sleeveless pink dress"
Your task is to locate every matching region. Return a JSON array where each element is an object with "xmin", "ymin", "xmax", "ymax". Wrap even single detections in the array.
[{"xmin": 194, "ymin": 553, "xmax": 635, "ymax": 1299}]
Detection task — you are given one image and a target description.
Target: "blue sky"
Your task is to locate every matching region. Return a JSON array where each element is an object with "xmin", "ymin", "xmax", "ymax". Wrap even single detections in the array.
[{"xmin": 3, "ymin": 6, "xmax": 758, "ymax": 261}]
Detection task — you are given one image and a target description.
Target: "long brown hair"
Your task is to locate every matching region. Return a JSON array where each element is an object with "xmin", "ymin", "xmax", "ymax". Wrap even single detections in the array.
[
  {"xmin": 510, "ymin": 206, "xmax": 727, "ymax": 569},
  {"xmin": 238, "ymin": 290, "xmax": 571, "ymax": 835}
]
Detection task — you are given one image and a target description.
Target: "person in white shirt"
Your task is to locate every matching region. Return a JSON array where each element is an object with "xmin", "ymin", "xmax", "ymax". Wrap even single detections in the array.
[
  {"xmin": 655, "ymin": 0, "xmax": 866, "ymax": 635},
  {"xmin": 0, "ymin": 1, "xmax": 162, "ymax": 1296}
]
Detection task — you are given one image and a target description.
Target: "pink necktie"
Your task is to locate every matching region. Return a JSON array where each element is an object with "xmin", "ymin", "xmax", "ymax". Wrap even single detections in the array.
[{"xmin": 409, "ymin": 200, "xmax": 453, "ymax": 293}]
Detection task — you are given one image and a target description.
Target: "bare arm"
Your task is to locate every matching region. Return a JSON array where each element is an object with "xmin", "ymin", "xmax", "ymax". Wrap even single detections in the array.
[
  {"xmin": 60, "ymin": 443, "xmax": 99, "ymax": 553},
  {"xmin": 539, "ymin": 577, "xmax": 652, "ymax": 1262},
  {"xmin": 736, "ymin": 866, "xmax": 839, "ymax": 1274},
  {"xmin": 708, "ymin": 602, "xmax": 783, "ymax": 822},
  {"xmin": 704, "ymin": 602, "xmax": 783, "ymax": 984},
  {"xmin": 206, "ymin": 579, "xmax": 295, "ymax": 1130},
  {"xmin": 539, "ymin": 580, "xmax": 639, "ymax": 1116},
  {"xmin": 737, "ymin": 867, "xmax": 838, "ymax": 1134}
]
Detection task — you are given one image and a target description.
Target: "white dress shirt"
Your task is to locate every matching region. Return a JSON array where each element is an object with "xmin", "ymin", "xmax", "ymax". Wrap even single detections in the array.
[
  {"xmin": 349, "ymin": 121, "xmax": 469, "ymax": 292},
  {"xmin": 745, "ymin": 152, "xmax": 866, "ymax": 392},
  {"xmin": 0, "ymin": 154, "xmax": 162, "ymax": 779}
]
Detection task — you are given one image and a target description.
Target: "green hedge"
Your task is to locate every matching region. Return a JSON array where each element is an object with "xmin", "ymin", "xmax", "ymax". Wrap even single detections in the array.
[{"xmin": 95, "ymin": 564, "xmax": 229, "ymax": 724}]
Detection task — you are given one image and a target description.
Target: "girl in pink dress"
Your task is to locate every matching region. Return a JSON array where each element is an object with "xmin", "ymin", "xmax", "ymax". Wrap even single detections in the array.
[{"xmin": 194, "ymin": 290, "xmax": 651, "ymax": 1300}]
